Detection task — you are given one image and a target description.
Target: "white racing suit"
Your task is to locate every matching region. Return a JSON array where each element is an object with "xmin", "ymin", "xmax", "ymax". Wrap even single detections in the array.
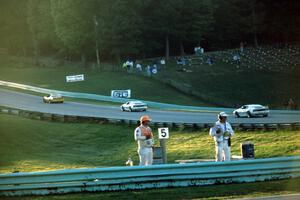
[
  {"xmin": 134, "ymin": 125, "xmax": 154, "ymax": 166},
  {"xmin": 209, "ymin": 121, "xmax": 234, "ymax": 162}
]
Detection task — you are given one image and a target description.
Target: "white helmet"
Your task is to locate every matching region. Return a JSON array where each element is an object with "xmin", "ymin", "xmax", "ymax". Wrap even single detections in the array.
[{"xmin": 218, "ymin": 112, "xmax": 229, "ymax": 118}]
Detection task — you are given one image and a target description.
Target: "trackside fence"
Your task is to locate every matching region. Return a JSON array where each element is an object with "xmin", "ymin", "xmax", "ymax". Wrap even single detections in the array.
[
  {"xmin": 0, "ymin": 156, "xmax": 300, "ymax": 196},
  {"xmin": 1, "ymin": 106, "xmax": 300, "ymax": 131}
]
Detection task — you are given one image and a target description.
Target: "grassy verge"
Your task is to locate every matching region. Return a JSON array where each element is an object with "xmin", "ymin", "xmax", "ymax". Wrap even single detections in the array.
[
  {"xmin": 1, "ymin": 114, "xmax": 300, "ymax": 199},
  {"xmin": 2, "ymin": 178, "xmax": 300, "ymax": 200},
  {"xmin": 0, "ymin": 114, "xmax": 299, "ymax": 173},
  {"xmin": 155, "ymin": 60, "xmax": 300, "ymax": 108},
  {"xmin": 0, "ymin": 56, "xmax": 205, "ymax": 106}
]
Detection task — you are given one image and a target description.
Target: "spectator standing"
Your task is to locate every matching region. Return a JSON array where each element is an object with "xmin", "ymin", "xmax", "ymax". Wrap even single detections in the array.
[
  {"xmin": 287, "ymin": 98, "xmax": 295, "ymax": 110},
  {"xmin": 206, "ymin": 57, "xmax": 213, "ymax": 65},
  {"xmin": 146, "ymin": 65, "xmax": 151, "ymax": 76},
  {"xmin": 136, "ymin": 63, "xmax": 142, "ymax": 71},
  {"xmin": 240, "ymin": 42, "xmax": 244, "ymax": 53}
]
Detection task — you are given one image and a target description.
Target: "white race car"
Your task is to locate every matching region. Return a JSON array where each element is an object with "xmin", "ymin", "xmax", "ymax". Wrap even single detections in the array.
[
  {"xmin": 121, "ymin": 101, "xmax": 147, "ymax": 112},
  {"xmin": 233, "ymin": 104, "xmax": 269, "ymax": 118},
  {"xmin": 43, "ymin": 94, "xmax": 64, "ymax": 103}
]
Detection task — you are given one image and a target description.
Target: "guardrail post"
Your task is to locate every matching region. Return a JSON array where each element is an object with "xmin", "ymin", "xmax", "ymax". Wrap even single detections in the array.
[
  {"xmin": 160, "ymin": 139, "xmax": 167, "ymax": 164},
  {"xmin": 292, "ymin": 123, "xmax": 300, "ymax": 130},
  {"xmin": 264, "ymin": 124, "xmax": 278, "ymax": 130},
  {"xmin": 279, "ymin": 124, "xmax": 292, "ymax": 130},
  {"xmin": 42, "ymin": 113, "xmax": 53, "ymax": 121},
  {"xmin": 52, "ymin": 114, "xmax": 65, "ymax": 122}
]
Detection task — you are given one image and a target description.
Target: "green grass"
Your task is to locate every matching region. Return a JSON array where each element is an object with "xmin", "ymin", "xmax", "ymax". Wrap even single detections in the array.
[
  {"xmin": 2, "ymin": 177, "xmax": 300, "ymax": 200},
  {"xmin": 1, "ymin": 114, "xmax": 300, "ymax": 173},
  {"xmin": 1, "ymin": 55, "xmax": 299, "ymax": 108},
  {"xmin": 0, "ymin": 56, "xmax": 204, "ymax": 106},
  {"xmin": 1, "ymin": 114, "xmax": 300, "ymax": 199},
  {"xmin": 155, "ymin": 60, "xmax": 300, "ymax": 108}
]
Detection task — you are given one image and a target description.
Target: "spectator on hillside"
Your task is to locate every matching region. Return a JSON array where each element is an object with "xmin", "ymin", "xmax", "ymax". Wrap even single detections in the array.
[
  {"xmin": 240, "ymin": 42, "xmax": 244, "ymax": 53},
  {"xmin": 287, "ymin": 98, "xmax": 295, "ymax": 110},
  {"xmin": 122, "ymin": 62, "xmax": 127, "ymax": 70},
  {"xmin": 136, "ymin": 63, "xmax": 142, "ymax": 71},
  {"xmin": 151, "ymin": 64, "xmax": 158, "ymax": 75},
  {"xmin": 194, "ymin": 46, "xmax": 204, "ymax": 55},
  {"xmin": 233, "ymin": 54, "xmax": 240, "ymax": 64},
  {"xmin": 200, "ymin": 47, "xmax": 204, "ymax": 54},
  {"xmin": 160, "ymin": 59, "xmax": 166, "ymax": 65},
  {"xmin": 125, "ymin": 60, "xmax": 132, "ymax": 71},
  {"xmin": 194, "ymin": 47, "xmax": 200, "ymax": 55},
  {"xmin": 206, "ymin": 57, "xmax": 213, "ymax": 65},
  {"xmin": 176, "ymin": 57, "xmax": 186, "ymax": 65},
  {"xmin": 146, "ymin": 65, "xmax": 151, "ymax": 76}
]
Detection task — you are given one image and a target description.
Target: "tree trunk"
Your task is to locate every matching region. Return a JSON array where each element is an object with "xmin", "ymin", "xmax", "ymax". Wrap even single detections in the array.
[
  {"xmin": 81, "ymin": 53, "xmax": 87, "ymax": 67},
  {"xmin": 180, "ymin": 42, "xmax": 185, "ymax": 56},
  {"xmin": 115, "ymin": 52, "xmax": 121, "ymax": 65},
  {"xmin": 95, "ymin": 48, "xmax": 100, "ymax": 68},
  {"xmin": 252, "ymin": 5, "xmax": 258, "ymax": 47},
  {"xmin": 165, "ymin": 35, "xmax": 170, "ymax": 60},
  {"xmin": 94, "ymin": 15, "xmax": 100, "ymax": 68},
  {"xmin": 32, "ymin": 31, "xmax": 40, "ymax": 66}
]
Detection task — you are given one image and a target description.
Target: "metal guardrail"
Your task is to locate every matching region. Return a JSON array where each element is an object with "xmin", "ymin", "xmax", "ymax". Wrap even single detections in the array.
[
  {"xmin": 0, "ymin": 156, "xmax": 300, "ymax": 196},
  {"xmin": 1, "ymin": 80, "xmax": 300, "ymax": 114},
  {"xmin": 0, "ymin": 80, "xmax": 250, "ymax": 112},
  {"xmin": 1, "ymin": 106, "xmax": 300, "ymax": 131}
]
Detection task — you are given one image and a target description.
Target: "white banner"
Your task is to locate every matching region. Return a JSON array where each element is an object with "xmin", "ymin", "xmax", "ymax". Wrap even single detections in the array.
[
  {"xmin": 111, "ymin": 90, "xmax": 131, "ymax": 98},
  {"xmin": 66, "ymin": 74, "xmax": 85, "ymax": 82}
]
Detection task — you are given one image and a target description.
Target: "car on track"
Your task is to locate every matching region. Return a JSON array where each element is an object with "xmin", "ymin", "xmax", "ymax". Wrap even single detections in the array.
[
  {"xmin": 233, "ymin": 104, "xmax": 269, "ymax": 118},
  {"xmin": 43, "ymin": 94, "xmax": 64, "ymax": 103},
  {"xmin": 121, "ymin": 101, "xmax": 147, "ymax": 112}
]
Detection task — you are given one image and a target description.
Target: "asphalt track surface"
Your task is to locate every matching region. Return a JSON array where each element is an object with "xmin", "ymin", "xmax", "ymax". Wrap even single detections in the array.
[{"xmin": 1, "ymin": 88, "xmax": 300, "ymax": 124}]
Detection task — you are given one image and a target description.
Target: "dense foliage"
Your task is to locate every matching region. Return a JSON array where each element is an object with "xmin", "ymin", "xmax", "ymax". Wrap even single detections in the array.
[{"xmin": 0, "ymin": 0, "xmax": 299, "ymax": 62}]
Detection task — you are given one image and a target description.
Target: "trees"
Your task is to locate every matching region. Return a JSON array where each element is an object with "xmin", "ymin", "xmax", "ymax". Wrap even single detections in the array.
[
  {"xmin": 27, "ymin": 0, "xmax": 58, "ymax": 59},
  {"xmin": 0, "ymin": 0, "xmax": 298, "ymax": 63},
  {"xmin": 0, "ymin": 0, "xmax": 31, "ymax": 55},
  {"xmin": 140, "ymin": 0, "xmax": 215, "ymax": 58},
  {"xmin": 50, "ymin": 0, "xmax": 95, "ymax": 64},
  {"xmin": 96, "ymin": 0, "xmax": 143, "ymax": 62}
]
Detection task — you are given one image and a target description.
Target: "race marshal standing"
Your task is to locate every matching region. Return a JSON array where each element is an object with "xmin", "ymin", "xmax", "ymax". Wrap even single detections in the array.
[
  {"xmin": 134, "ymin": 115, "xmax": 154, "ymax": 166},
  {"xmin": 209, "ymin": 112, "xmax": 234, "ymax": 162}
]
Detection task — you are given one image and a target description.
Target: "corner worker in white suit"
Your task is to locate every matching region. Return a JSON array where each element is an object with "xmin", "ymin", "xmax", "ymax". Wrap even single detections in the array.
[
  {"xmin": 209, "ymin": 112, "xmax": 234, "ymax": 162},
  {"xmin": 134, "ymin": 115, "xmax": 154, "ymax": 166}
]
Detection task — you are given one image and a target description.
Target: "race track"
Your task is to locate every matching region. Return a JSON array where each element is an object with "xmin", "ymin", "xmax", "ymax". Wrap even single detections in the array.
[{"xmin": 1, "ymin": 88, "xmax": 300, "ymax": 124}]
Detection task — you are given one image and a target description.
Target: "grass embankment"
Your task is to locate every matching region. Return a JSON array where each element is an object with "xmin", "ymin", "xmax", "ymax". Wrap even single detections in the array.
[
  {"xmin": 0, "ymin": 56, "xmax": 204, "ymax": 106},
  {"xmin": 1, "ymin": 114, "xmax": 300, "ymax": 199},
  {"xmin": 2, "ymin": 55, "xmax": 299, "ymax": 108},
  {"xmin": 155, "ymin": 60, "xmax": 300, "ymax": 108},
  {"xmin": 2, "ymin": 178, "xmax": 300, "ymax": 200},
  {"xmin": 1, "ymin": 114, "xmax": 300, "ymax": 173}
]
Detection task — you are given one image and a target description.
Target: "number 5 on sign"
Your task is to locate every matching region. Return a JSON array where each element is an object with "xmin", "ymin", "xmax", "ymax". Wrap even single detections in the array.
[{"xmin": 158, "ymin": 128, "xmax": 169, "ymax": 139}]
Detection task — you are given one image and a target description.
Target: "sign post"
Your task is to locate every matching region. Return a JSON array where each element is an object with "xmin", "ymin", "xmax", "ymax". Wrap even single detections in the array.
[{"xmin": 158, "ymin": 127, "xmax": 169, "ymax": 164}]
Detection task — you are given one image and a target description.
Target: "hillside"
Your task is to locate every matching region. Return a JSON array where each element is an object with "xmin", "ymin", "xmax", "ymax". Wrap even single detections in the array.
[
  {"xmin": 1, "ymin": 45, "xmax": 300, "ymax": 109},
  {"xmin": 0, "ymin": 56, "xmax": 204, "ymax": 106},
  {"xmin": 148, "ymin": 45, "xmax": 300, "ymax": 108}
]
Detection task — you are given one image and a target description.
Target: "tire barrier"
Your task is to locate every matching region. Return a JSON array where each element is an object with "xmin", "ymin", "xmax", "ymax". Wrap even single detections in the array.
[
  {"xmin": 1, "ymin": 106, "xmax": 300, "ymax": 131},
  {"xmin": 1, "ymin": 156, "xmax": 300, "ymax": 197}
]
